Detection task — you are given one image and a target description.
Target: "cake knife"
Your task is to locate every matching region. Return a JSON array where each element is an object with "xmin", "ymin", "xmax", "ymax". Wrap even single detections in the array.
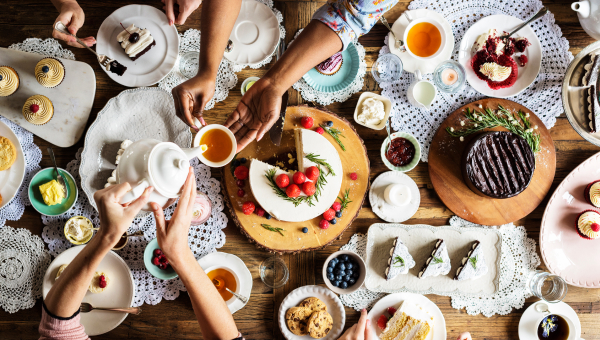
[{"xmin": 269, "ymin": 38, "xmax": 288, "ymax": 146}]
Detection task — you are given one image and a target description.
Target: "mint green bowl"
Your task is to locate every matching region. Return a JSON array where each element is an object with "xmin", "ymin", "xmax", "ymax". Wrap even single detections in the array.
[
  {"xmin": 28, "ymin": 168, "xmax": 77, "ymax": 216},
  {"xmin": 381, "ymin": 132, "xmax": 421, "ymax": 172},
  {"xmin": 144, "ymin": 238, "xmax": 178, "ymax": 280}
]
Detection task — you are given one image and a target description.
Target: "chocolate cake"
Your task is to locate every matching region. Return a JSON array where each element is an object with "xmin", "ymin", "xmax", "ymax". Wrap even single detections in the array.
[
  {"xmin": 418, "ymin": 239, "xmax": 451, "ymax": 279},
  {"xmin": 454, "ymin": 240, "xmax": 488, "ymax": 281},
  {"xmin": 461, "ymin": 131, "xmax": 535, "ymax": 199}
]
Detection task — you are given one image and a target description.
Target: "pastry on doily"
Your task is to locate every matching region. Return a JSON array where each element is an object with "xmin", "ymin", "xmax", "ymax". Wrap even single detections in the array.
[
  {"xmin": 584, "ymin": 180, "xmax": 600, "ymax": 208},
  {"xmin": 0, "ymin": 136, "xmax": 17, "ymax": 171},
  {"xmin": 22, "ymin": 95, "xmax": 54, "ymax": 125},
  {"xmin": 454, "ymin": 240, "xmax": 488, "ymax": 281},
  {"xmin": 35, "ymin": 57, "xmax": 65, "ymax": 88},
  {"xmin": 576, "ymin": 209, "xmax": 600, "ymax": 240},
  {"xmin": 89, "ymin": 271, "xmax": 110, "ymax": 293},
  {"xmin": 581, "ymin": 52, "xmax": 600, "ymax": 86},
  {"xmin": 117, "ymin": 23, "xmax": 156, "ymax": 61},
  {"xmin": 315, "ymin": 52, "xmax": 343, "ymax": 76},
  {"xmin": 0, "ymin": 66, "xmax": 20, "ymax": 97}
]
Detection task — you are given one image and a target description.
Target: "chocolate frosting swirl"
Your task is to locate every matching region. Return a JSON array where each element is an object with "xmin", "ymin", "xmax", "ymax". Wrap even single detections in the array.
[
  {"xmin": 35, "ymin": 58, "xmax": 65, "ymax": 88},
  {"xmin": 22, "ymin": 95, "xmax": 54, "ymax": 125},
  {"xmin": 0, "ymin": 66, "xmax": 19, "ymax": 97}
]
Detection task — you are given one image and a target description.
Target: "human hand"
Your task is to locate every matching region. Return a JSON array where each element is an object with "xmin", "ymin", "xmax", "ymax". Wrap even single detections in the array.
[
  {"xmin": 224, "ymin": 77, "xmax": 284, "ymax": 152},
  {"xmin": 457, "ymin": 332, "xmax": 472, "ymax": 340},
  {"xmin": 337, "ymin": 309, "xmax": 374, "ymax": 340},
  {"xmin": 52, "ymin": 0, "xmax": 96, "ymax": 48},
  {"xmin": 172, "ymin": 72, "xmax": 215, "ymax": 132},
  {"xmin": 151, "ymin": 167, "xmax": 197, "ymax": 264},
  {"xmin": 161, "ymin": 0, "xmax": 202, "ymax": 25},
  {"xmin": 94, "ymin": 183, "xmax": 153, "ymax": 245}
]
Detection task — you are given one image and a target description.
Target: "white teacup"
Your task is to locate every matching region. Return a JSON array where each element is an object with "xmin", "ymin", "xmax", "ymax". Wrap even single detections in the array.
[
  {"xmin": 407, "ymin": 69, "xmax": 437, "ymax": 110},
  {"xmin": 402, "ymin": 11, "xmax": 447, "ymax": 60},
  {"xmin": 531, "ymin": 304, "xmax": 581, "ymax": 340},
  {"xmin": 204, "ymin": 265, "xmax": 241, "ymax": 306},
  {"xmin": 192, "ymin": 122, "xmax": 237, "ymax": 167}
]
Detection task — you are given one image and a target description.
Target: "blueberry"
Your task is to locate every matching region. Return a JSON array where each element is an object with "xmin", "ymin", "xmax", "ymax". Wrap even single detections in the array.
[
  {"xmin": 326, "ymin": 121, "xmax": 334, "ymax": 127},
  {"xmin": 331, "ymin": 258, "xmax": 338, "ymax": 265},
  {"xmin": 327, "ymin": 273, "xmax": 335, "ymax": 281},
  {"xmin": 353, "ymin": 271, "xmax": 360, "ymax": 278},
  {"xmin": 346, "ymin": 263, "xmax": 353, "ymax": 270},
  {"xmin": 265, "ymin": 213, "xmax": 272, "ymax": 219},
  {"xmin": 302, "ymin": 227, "xmax": 308, "ymax": 233},
  {"xmin": 330, "ymin": 218, "xmax": 337, "ymax": 225},
  {"xmin": 240, "ymin": 157, "xmax": 247, "ymax": 164},
  {"xmin": 336, "ymin": 263, "xmax": 346, "ymax": 271},
  {"xmin": 335, "ymin": 275, "xmax": 343, "ymax": 281},
  {"xmin": 335, "ymin": 269, "xmax": 343, "ymax": 276},
  {"xmin": 349, "ymin": 278, "xmax": 356, "ymax": 285},
  {"xmin": 335, "ymin": 211, "xmax": 342, "ymax": 218},
  {"xmin": 340, "ymin": 255, "xmax": 349, "ymax": 262},
  {"xmin": 333, "ymin": 280, "xmax": 340, "ymax": 287},
  {"xmin": 42, "ymin": 65, "xmax": 50, "ymax": 73},
  {"xmin": 327, "ymin": 267, "xmax": 333, "ymax": 273},
  {"xmin": 0, "ymin": 75, "xmax": 3, "ymax": 81},
  {"xmin": 328, "ymin": 261, "xmax": 336, "ymax": 268},
  {"xmin": 232, "ymin": 159, "xmax": 240, "ymax": 167},
  {"xmin": 344, "ymin": 275, "xmax": 352, "ymax": 282},
  {"xmin": 345, "ymin": 269, "xmax": 353, "ymax": 276},
  {"xmin": 340, "ymin": 281, "xmax": 348, "ymax": 289}
]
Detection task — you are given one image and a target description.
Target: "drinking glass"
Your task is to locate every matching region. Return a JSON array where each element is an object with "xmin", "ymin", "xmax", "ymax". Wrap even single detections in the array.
[
  {"xmin": 179, "ymin": 50, "xmax": 199, "ymax": 79},
  {"xmin": 528, "ymin": 270, "xmax": 568, "ymax": 303},
  {"xmin": 260, "ymin": 255, "xmax": 289, "ymax": 289},
  {"xmin": 433, "ymin": 60, "xmax": 466, "ymax": 93},
  {"xmin": 371, "ymin": 53, "xmax": 403, "ymax": 83}
]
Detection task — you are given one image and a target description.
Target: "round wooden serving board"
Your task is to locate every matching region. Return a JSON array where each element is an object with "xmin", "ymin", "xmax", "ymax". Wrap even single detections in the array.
[
  {"xmin": 222, "ymin": 105, "xmax": 370, "ymax": 253},
  {"xmin": 428, "ymin": 98, "xmax": 556, "ymax": 226}
]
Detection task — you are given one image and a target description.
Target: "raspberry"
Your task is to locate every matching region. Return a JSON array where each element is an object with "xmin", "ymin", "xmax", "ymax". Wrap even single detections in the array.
[
  {"xmin": 159, "ymin": 263, "xmax": 167, "ymax": 270},
  {"xmin": 99, "ymin": 275, "xmax": 107, "ymax": 288},
  {"xmin": 592, "ymin": 223, "xmax": 600, "ymax": 232},
  {"xmin": 153, "ymin": 249, "xmax": 163, "ymax": 256},
  {"xmin": 377, "ymin": 315, "xmax": 389, "ymax": 330},
  {"xmin": 242, "ymin": 201, "xmax": 255, "ymax": 215},
  {"xmin": 29, "ymin": 104, "xmax": 39, "ymax": 113},
  {"xmin": 315, "ymin": 127, "xmax": 325, "ymax": 135},
  {"xmin": 302, "ymin": 181, "xmax": 316, "ymax": 196},
  {"xmin": 323, "ymin": 208, "xmax": 335, "ymax": 221},
  {"xmin": 350, "ymin": 172, "xmax": 358, "ymax": 180},
  {"xmin": 237, "ymin": 189, "xmax": 245, "ymax": 197},
  {"xmin": 234, "ymin": 165, "xmax": 249, "ymax": 180},
  {"xmin": 305, "ymin": 166, "xmax": 319, "ymax": 181},
  {"xmin": 301, "ymin": 116, "xmax": 314, "ymax": 129},
  {"xmin": 286, "ymin": 184, "xmax": 301, "ymax": 198},
  {"xmin": 256, "ymin": 207, "xmax": 265, "ymax": 217},
  {"xmin": 276, "ymin": 174, "xmax": 290, "ymax": 188},
  {"xmin": 518, "ymin": 54, "xmax": 528, "ymax": 67},
  {"xmin": 331, "ymin": 202, "xmax": 342, "ymax": 211},
  {"xmin": 236, "ymin": 179, "xmax": 245, "ymax": 187},
  {"xmin": 387, "ymin": 307, "xmax": 397, "ymax": 316},
  {"xmin": 152, "ymin": 257, "xmax": 160, "ymax": 266},
  {"xmin": 293, "ymin": 172, "xmax": 306, "ymax": 185},
  {"xmin": 319, "ymin": 219, "xmax": 329, "ymax": 229}
]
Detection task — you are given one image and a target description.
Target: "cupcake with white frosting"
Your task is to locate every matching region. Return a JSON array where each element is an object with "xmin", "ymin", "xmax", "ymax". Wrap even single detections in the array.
[
  {"xmin": 585, "ymin": 180, "xmax": 600, "ymax": 208},
  {"xmin": 22, "ymin": 95, "xmax": 54, "ymax": 125},
  {"xmin": 576, "ymin": 209, "xmax": 600, "ymax": 240}
]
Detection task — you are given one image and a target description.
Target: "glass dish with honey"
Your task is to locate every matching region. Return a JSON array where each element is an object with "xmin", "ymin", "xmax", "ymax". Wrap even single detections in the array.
[
  {"xmin": 207, "ymin": 266, "xmax": 239, "ymax": 303},
  {"xmin": 193, "ymin": 125, "xmax": 237, "ymax": 167}
]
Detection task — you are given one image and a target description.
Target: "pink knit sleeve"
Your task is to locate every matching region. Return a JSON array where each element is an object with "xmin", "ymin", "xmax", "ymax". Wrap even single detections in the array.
[{"xmin": 39, "ymin": 303, "xmax": 89, "ymax": 340}]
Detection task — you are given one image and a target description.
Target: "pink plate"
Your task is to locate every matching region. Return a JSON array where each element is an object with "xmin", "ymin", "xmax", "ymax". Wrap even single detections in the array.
[{"xmin": 541, "ymin": 151, "xmax": 600, "ymax": 288}]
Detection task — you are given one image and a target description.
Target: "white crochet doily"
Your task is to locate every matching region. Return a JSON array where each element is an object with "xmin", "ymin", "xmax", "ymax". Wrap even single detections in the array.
[
  {"xmin": 290, "ymin": 29, "xmax": 367, "ymax": 106},
  {"xmin": 0, "ymin": 226, "xmax": 51, "ymax": 313},
  {"xmin": 339, "ymin": 216, "xmax": 541, "ymax": 317},
  {"xmin": 378, "ymin": 0, "xmax": 573, "ymax": 162},
  {"xmin": 41, "ymin": 148, "xmax": 228, "ymax": 307},
  {"xmin": 8, "ymin": 37, "xmax": 76, "ymax": 61},
  {"xmin": 157, "ymin": 29, "xmax": 238, "ymax": 111}
]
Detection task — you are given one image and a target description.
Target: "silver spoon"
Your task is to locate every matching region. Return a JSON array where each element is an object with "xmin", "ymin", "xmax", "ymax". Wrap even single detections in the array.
[
  {"xmin": 47, "ymin": 147, "xmax": 67, "ymax": 198},
  {"xmin": 380, "ymin": 16, "xmax": 403, "ymax": 49},
  {"xmin": 226, "ymin": 287, "xmax": 248, "ymax": 304},
  {"xmin": 54, "ymin": 22, "xmax": 112, "ymax": 69},
  {"xmin": 385, "ymin": 119, "xmax": 393, "ymax": 152},
  {"xmin": 535, "ymin": 302, "xmax": 550, "ymax": 314},
  {"xmin": 80, "ymin": 302, "xmax": 141, "ymax": 315},
  {"xmin": 500, "ymin": 7, "xmax": 548, "ymax": 40}
]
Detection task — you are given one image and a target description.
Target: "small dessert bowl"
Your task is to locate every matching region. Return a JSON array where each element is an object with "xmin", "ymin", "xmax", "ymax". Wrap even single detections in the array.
[
  {"xmin": 144, "ymin": 238, "xmax": 178, "ymax": 280},
  {"xmin": 241, "ymin": 76, "xmax": 260, "ymax": 95},
  {"xmin": 64, "ymin": 216, "xmax": 94, "ymax": 245},
  {"xmin": 192, "ymin": 124, "xmax": 237, "ymax": 167},
  {"xmin": 353, "ymin": 92, "xmax": 392, "ymax": 131},
  {"xmin": 28, "ymin": 167, "xmax": 78, "ymax": 216},
  {"xmin": 322, "ymin": 250, "xmax": 366, "ymax": 295},
  {"xmin": 111, "ymin": 232, "xmax": 129, "ymax": 251},
  {"xmin": 381, "ymin": 132, "xmax": 421, "ymax": 173}
]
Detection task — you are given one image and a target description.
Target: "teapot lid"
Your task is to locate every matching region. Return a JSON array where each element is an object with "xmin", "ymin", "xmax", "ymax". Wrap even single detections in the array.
[{"xmin": 148, "ymin": 142, "xmax": 191, "ymax": 198}]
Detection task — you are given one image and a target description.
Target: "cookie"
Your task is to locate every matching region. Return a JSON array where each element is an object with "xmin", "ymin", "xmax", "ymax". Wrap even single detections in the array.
[
  {"xmin": 88, "ymin": 271, "xmax": 109, "ymax": 293},
  {"xmin": 0, "ymin": 136, "xmax": 17, "ymax": 171},
  {"xmin": 285, "ymin": 307, "xmax": 312, "ymax": 336},
  {"xmin": 55, "ymin": 264, "xmax": 68, "ymax": 281},
  {"xmin": 298, "ymin": 297, "xmax": 327, "ymax": 313},
  {"xmin": 308, "ymin": 310, "xmax": 333, "ymax": 339}
]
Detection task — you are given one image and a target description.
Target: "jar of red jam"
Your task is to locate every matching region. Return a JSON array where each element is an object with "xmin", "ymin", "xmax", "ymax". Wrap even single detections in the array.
[{"xmin": 385, "ymin": 137, "xmax": 416, "ymax": 167}]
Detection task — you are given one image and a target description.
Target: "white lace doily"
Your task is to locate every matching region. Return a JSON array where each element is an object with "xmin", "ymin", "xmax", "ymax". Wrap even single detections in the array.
[
  {"xmin": 157, "ymin": 29, "xmax": 238, "ymax": 111},
  {"xmin": 8, "ymin": 37, "xmax": 76, "ymax": 61},
  {"xmin": 0, "ymin": 225, "xmax": 51, "ymax": 313},
  {"xmin": 41, "ymin": 148, "xmax": 228, "ymax": 307},
  {"xmin": 339, "ymin": 216, "xmax": 541, "ymax": 317},
  {"xmin": 290, "ymin": 30, "xmax": 367, "ymax": 106},
  {"xmin": 378, "ymin": 0, "xmax": 573, "ymax": 162}
]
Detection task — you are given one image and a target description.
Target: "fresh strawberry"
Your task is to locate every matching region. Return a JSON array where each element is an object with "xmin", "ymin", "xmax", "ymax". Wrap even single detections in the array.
[
  {"xmin": 387, "ymin": 307, "xmax": 397, "ymax": 316},
  {"xmin": 350, "ymin": 172, "xmax": 358, "ymax": 180},
  {"xmin": 276, "ymin": 174, "xmax": 290, "ymax": 188},
  {"xmin": 237, "ymin": 189, "xmax": 245, "ymax": 197},
  {"xmin": 331, "ymin": 202, "xmax": 342, "ymax": 211},
  {"xmin": 315, "ymin": 127, "xmax": 325, "ymax": 135},
  {"xmin": 319, "ymin": 219, "xmax": 329, "ymax": 229},
  {"xmin": 293, "ymin": 172, "xmax": 306, "ymax": 185},
  {"xmin": 256, "ymin": 207, "xmax": 265, "ymax": 217},
  {"xmin": 286, "ymin": 184, "xmax": 301, "ymax": 198},
  {"xmin": 303, "ymin": 181, "xmax": 316, "ymax": 196},
  {"xmin": 301, "ymin": 116, "xmax": 314, "ymax": 129},
  {"xmin": 377, "ymin": 315, "xmax": 388, "ymax": 330},
  {"xmin": 242, "ymin": 201, "xmax": 255, "ymax": 215},
  {"xmin": 323, "ymin": 208, "xmax": 335, "ymax": 221},
  {"xmin": 234, "ymin": 165, "xmax": 249, "ymax": 180},
  {"xmin": 305, "ymin": 166, "xmax": 320, "ymax": 181}
]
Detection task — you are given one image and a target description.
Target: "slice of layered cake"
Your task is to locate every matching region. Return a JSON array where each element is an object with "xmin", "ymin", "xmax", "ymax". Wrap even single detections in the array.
[
  {"xmin": 385, "ymin": 237, "xmax": 415, "ymax": 280},
  {"xmin": 454, "ymin": 240, "xmax": 488, "ymax": 281},
  {"xmin": 418, "ymin": 239, "xmax": 451, "ymax": 279},
  {"xmin": 380, "ymin": 300, "xmax": 433, "ymax": 340}
]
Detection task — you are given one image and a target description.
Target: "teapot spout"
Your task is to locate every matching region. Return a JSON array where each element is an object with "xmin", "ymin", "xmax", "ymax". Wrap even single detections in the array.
[
  {"xmin": 181, "ymin": 145, "xmax": 208, "ymax": 160},
  {"xmin": 572, "ymin": 1, "xmax": 591, "ymax": 18}
]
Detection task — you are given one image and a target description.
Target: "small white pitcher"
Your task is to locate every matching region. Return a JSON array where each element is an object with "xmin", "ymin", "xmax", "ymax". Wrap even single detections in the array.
[{"xmin": 407, "ymin": 69, "xmax": 437, "ymax": 110}]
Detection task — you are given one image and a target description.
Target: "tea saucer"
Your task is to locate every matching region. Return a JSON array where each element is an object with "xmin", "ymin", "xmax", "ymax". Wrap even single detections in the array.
[
  {"xmin": 518, "ymin": 301, "xmax": 581, "ymax": 340},
  {"xmin": 388, "ymin": 9, "xmax": 454, "ymax": 74},
  {"xmin": 369, "ymin": 171, "xmax": 420, "ymax": 223},
  {"xmin": 197, "ymin": 252, "xmax": 252, "ymax": 314}
]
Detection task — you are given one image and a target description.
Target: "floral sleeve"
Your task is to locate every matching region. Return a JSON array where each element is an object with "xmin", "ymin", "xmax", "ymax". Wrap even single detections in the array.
[{"xmin": 312, "ymin": 0, "xmax": 399, "ymax": 50}]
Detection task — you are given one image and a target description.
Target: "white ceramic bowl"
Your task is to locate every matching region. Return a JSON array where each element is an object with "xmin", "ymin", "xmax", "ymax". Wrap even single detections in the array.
[
  {"xmin": 241, "ymin": 76, "xmax": 260, "ymax": 95},
  {"xmin": 380, "ymin": 132, "xmax": 421, "ymax": 172},
  {"xmin": 322, "ymin": 250, "xmax": 366, "ymax": 295},
  {"xmin": 353, "ymin": 92, "xmax": 392, "ymax": 130},
  {"xmin": 193, "ymin": 124, "xmax": 237, "ymax": 167}
]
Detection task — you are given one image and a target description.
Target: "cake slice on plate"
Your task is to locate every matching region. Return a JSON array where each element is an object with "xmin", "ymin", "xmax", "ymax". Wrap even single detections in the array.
[
  {"xmin": 385, "ymin": 237, "xmax": 415, "ymax": 280},
  {"xmin": 454, "ymin": 240, "xmax": 488, "ymax": 281},
  {"xmin": 582, "ymin": 52, "xmax": 600, "ymax": 86},
  {"xmin": 117, "ymin": 23, "xmax": 156, "ymax": 61},
  {"xmin": 379, "ymin": 300, "xmax": 433, "ymax": 340},
  {"xmin": 418, "ymin": 239, "xmax": 451, "ymax": 279}
]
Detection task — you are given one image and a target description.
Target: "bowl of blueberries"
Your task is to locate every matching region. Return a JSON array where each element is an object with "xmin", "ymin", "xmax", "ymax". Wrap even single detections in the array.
[{"xmin": 322, "ymin": 250, "xmax": 366, "ymax": 294}]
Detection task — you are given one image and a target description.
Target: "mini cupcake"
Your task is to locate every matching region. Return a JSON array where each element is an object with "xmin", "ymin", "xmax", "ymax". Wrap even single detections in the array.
[
  {"xmin": 35, "ymin": 57, "xmax": 65, "ymax": 88},
  {"xmin": 584, "ymin": 180, "xmax": 600, "ymax": 208},
  {"xmin": 316, "ymin": 52, "xmax": 343, "ymax": 76},
  {"xmin": 22, "ymin": 95, "xmax": 54, "ymax": 125},
  {"xmin": 0, "ymin": 66, "xmax": 20, "ymax": 97},
  {"xmin": 576, "ymin": 209, "xmax": 600, "ymax": 240}
]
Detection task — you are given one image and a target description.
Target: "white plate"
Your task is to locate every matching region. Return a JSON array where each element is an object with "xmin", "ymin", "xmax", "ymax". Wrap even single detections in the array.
[
  {"xmin": 367, "ymin": 292, "xmax": 446, "ymax": 340},
  {"xmin": 224, "ymin": 0, "xmax": 280, "ymax": 65},
  {"xmin": 278, "ymin": 285, "xmax": 345, "ymax": 340},
  {"xmin": 197, "ymin": 252, "xmax": 252, "ymax": 314},
  {"xmin": 369, "ymin": 171, "xmax": 420, "ymax": 223},
  {"xmin": 0, "ymin": 119, "xmax": 25, "ymax": 209},
  {"xmin": 388, "ymin": 9, "xmax": 454, "ymax": 74},
  {"xmin": 96, "ymin": 5, "xmax": 179, "ymax": 87},
  {"xmin": 458, "ymin": 15, "xmax": 542, "ymax": 98},
  {"xmin": 42, "ymin": 245, "xmax": 135, "ymax": 336},
  {"xmin": 518, "ymin": 301, "xmax": 582, "ymax": 340}
]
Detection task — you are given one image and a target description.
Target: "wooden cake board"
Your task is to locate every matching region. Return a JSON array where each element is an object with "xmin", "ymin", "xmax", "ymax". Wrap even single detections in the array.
[
  {"xmin": 428, "ymin": 98, "xmax": 556, "ymax": 226},
  {"xmin": 222, "ymin": 105, "xmax": 370, "ymax": 254}
]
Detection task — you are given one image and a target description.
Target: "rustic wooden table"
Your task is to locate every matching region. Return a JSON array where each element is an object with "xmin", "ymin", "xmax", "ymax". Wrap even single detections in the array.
[{"xmin": 1, "ymin": 0, "xmax": 599, "ymax": 339}]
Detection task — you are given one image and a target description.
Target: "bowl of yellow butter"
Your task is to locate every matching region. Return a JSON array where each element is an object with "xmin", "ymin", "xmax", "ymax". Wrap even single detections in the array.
[{"xmin": 28, "ymin": 168, "xmax": 77, "ymax": 216}]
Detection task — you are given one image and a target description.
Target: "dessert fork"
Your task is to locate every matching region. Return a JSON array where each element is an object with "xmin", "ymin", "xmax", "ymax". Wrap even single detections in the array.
[
  {"xmin": 80, "ymin": 302, "xmax": 141, "ymax": 315},
  {"xmin": 499, "ymin": 7, "xmax": 548, "ymax": 41},
  {"xmin": 47, "ymin": 147, "xmax": 67, "ymax": 198},
  {"xmin": 54, "ymin": 21, "xmax": 111, "ymax": 69}
]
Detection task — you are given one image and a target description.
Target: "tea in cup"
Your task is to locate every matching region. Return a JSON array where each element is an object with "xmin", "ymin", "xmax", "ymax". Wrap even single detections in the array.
[
  {"xmin": 206, "ymin": 265, "xmax": 240, "ymax": 304},
  {"xmin": 193, "ymin": 123, "xmax": 237, "ymax": 167},
  {"xmin": 403, "ymin": 14, "xmax": 447, "ymax": 59},
  {"xmin": 407, "ymin": 69, "xmax": 437, "ymax": 110},
  {"xmin": 535, "ymin": 312, "xmax": 576, "ymax": 340}
]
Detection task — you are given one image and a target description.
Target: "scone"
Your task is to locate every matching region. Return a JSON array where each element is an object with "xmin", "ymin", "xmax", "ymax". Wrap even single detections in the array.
[
  {"xmin": 285, "ymin": 306, "xmax": 312, "ymax": 336},
  {"xmin": 307, "ymin": 310, "xmax": 333, "ymax": 339},
  {"xmin": 89, "ymin": 272, "xmax": 109, "ymax": 293},
  {"xmin": 0, "ymin": 136, "xmax": 17, "ymax": 171},
  {"xmin": 298, "ymin": 297, "xmax": 327, "ymax": 313},
  {"xmin": 55, "ymin": 264, "xmax": 68, "ymax": 281}
]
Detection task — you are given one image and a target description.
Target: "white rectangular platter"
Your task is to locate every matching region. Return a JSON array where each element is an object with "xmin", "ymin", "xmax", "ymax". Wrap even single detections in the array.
[
  {"xmin": 365, "ymin": 223, "xmax": 502, "ymax": 296},
  {"xmin": 0, "ymin": 47, "xmax": 95, "ymax": 147}
]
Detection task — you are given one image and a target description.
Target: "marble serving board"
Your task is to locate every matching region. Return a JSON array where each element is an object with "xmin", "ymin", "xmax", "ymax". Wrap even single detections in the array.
[
  {"xmin": 365, "ymin": 223, "xmax": 502, "ymax": 296},
  {"xmin": 0, "ymin": 47, "xmax": 95, "ymax": 147}
]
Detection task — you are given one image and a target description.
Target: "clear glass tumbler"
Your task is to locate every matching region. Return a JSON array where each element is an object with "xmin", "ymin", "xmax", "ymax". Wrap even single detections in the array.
[
  {"xmin": 527, "ymin": 270, "xmax": 568, "ymax": 303},
  {"xmin": 371, "ymin": 53, "xmax": 403, "ymax": 83},
  {"xmin": 433, "ymin": 60, "xmax": 466, "ymax": 93},
  {"xmin": 259, "ymin": 255, "xmax": 289, "ymax": 289},
  {"xmin": 179, "ymin": 50, "xmax": 200, "ymax": 79}
]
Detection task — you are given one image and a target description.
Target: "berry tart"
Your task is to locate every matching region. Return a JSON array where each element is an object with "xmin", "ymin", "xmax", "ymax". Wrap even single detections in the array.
[
  {"xmin": 582, "ymin": 53, "xmax": 600, "ymax": 133},
  {"xmin": 576, "ymin": 209, "xmax": 600, "ymax": 240},
  {"xmin": 117, "ymin": 23, "xmax": 156, "ymax": 61},
  {"xmin": 315, "ymin": 52, "xmax": 343, "ymax": 76}
]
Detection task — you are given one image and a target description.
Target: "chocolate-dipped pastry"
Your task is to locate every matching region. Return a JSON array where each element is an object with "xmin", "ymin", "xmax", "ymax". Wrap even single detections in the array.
[
  {"xmin": 582, "ymin": 52, "xmax": 600, "ymax": 86},
  {"xmin": 587, "ymin": 85, "xmax": 600, "ymax": 133},
  {"xmin": 418, "ymin": 239, "xmax": 451, "ymax": 279},
  {"xmin": 384, "ymin": 237, "xmax": 415, "ymax": 280},
  {"xmin": 461, "ymin": 131, "xmax": 535, "ymax": 199},
  {"xmin": 454, "ymin": 241, "xmax": 488, "ymax": 281}
]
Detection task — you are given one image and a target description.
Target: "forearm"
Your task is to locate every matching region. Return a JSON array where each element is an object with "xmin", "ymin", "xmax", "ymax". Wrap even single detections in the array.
[
  {"xmin": 171, "ymin": 250, "xmax": 239, "ymax": 340},
  {"xmin": 50, "ymin": 0, "xmax": 76, "ymax": 10}
]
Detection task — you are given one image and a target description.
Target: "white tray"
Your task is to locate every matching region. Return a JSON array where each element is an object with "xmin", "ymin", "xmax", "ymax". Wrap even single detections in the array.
[
  {"xmin": 365, "ymin": 223, "xmax": 502, "ymax": 296},
  {"xmin": 0, "ymin": 47, "xmax": 95, "ymax": 147}
]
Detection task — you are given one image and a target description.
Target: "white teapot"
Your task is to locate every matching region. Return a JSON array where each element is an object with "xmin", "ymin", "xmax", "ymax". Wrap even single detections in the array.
[
  {"xmin": 116, "ymin": 139, "xmax": 205, "ymax": 211},
  {"xmin": 573, "ymin": 0, "xmax": 600, "ymax": 40}
]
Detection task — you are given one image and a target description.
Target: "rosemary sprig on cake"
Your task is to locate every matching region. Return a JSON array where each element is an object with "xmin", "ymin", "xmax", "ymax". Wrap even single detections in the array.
[
  {"xmin": 319, "ymin": 124, "xmax": 346, "ymax": 151},
  {"xmin": 393, "ymin": 256, "xmax": 405, "ymax": 267},
  {"xmin": 337, "ymin": 189, "xmax": 352, "ymax": 212},
  {"xmin": 306, "ymin": 153, "xmax": 336, "ymax": 176},
  {"xmin": 432, "ymin": 256, "xmax": 444, "ymax": 264},
  {"xmin": 446, "ymin": 105, "xmax": 541, "ymax": 153},
  {"xmin": 261, "ymin": 224, "xmax": 285, "ymax": 236},
  {"xmin": 469, "ymin": 255, "xmax": 478, "ymax": 269}
]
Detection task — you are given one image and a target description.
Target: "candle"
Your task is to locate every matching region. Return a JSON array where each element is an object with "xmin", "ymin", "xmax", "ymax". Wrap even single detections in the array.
[
  {"xmin": 383, "ymin": 184, "xmax": 411, "ymax": 207},
  {"xmin": 441, "ymin": 68, "xmax": 458, "ymax": 85}
]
